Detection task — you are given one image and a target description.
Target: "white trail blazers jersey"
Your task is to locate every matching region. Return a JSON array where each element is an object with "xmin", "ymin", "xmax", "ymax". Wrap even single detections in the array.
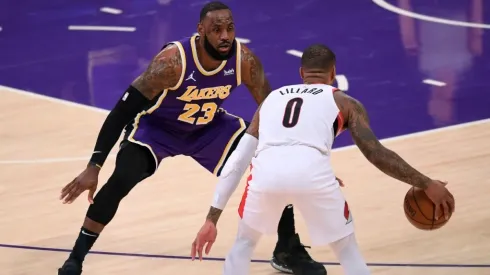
[{"xmin": 256, "ymin": 83, "xmax": 343, "ymax": 156}]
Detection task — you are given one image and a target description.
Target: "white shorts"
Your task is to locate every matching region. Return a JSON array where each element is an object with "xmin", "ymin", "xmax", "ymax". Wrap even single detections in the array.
[{"xmin": 237, "ymin": 147, "xmax": 355, "ymax": 246}]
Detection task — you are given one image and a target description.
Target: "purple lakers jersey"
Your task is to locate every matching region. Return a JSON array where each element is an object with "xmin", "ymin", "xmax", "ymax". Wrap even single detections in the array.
[{"xmin": 132, "ymin": 35, "xmax": 242, "ymax": 136}]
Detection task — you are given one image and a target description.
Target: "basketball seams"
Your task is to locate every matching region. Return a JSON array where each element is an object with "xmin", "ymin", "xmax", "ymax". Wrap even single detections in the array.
[
  {"xmin": 404, "ymin": 187, "xmax": 450, "ymax": 230},
  {"xmin": 430, "ymin": 204, "xmax": 436, "ymax": 230},
  {"xmin": 411, "ymin": 187, "xmax": 433, "ymax": 222},
  {"xmin": 403, "ymin": 209, "xmax": 436, "ymax": 227}
]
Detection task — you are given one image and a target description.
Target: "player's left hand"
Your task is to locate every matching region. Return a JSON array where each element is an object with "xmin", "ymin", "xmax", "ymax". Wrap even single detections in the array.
[
  {"xmin": 336, "ymin": 177, "xmax": 344, "ymax": 187},
  {"xmin": 191, "ymin": 220, "xmax": 217, "ymax": 261}
]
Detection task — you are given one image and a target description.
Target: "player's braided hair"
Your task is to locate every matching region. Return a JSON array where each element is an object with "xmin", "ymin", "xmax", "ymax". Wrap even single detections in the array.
[
  {"xmin": 301, "ymin": 44, "xmax": 336, "ymax": 70},
  {"xmin": 200, "ymin": 1, "xmax": 230, "ymax": 21}
]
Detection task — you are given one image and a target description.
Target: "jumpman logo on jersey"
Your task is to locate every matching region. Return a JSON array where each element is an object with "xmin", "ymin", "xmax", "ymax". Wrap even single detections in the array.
[{"xmin": 185, "ymin": 71, "xmax": 196, "ymax": 82}]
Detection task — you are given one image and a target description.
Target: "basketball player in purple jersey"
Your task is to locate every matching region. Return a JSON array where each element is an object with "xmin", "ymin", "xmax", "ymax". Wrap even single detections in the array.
[{"xmin": 58, "ymin": 2, "xmax": 326, "ymax": 275}]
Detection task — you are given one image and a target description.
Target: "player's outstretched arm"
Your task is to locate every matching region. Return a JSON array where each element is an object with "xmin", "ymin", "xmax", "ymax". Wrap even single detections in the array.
[
  {"xmin": 334, "ymin": 92, "xmax": 432, "ymax": 189},
  {"xmin": 205, "ymin": 105, "xmax": 261, "ymax": 224},
  {"xmin": 240, "ymin": 44, "xmax": 272, "ymax": 104},
  {"xmin": 191, "ymin": 106, "xmax": 261, "ymax": 260},
  {"xmin": 334, "ymin": 91, "xmax": 454, "ymax": 219},
  {"xmin": 88, "ymin": 45, "xmax": 182, "ymax": 168}
]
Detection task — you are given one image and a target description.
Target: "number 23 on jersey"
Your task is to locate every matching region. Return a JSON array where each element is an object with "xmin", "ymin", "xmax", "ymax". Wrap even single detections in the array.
[
  {"xmin": 178, "ymin": 102, "xmax": 218, "ymax": 125},
  {"xmin": 176, "ymin": 85, "xmax": 231, "ymax": 125}
]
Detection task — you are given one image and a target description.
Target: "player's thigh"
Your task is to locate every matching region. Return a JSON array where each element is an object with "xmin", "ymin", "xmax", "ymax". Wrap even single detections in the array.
[
  {"xmin": 114, "ymin": 141, "xmax": 160, "ymax": 180},
  {"xmin": 123, "ymin": 124, "xmax": 181, "ymax": 172},
  {"xmin": 238, "ymin": 178, "xmax": 288, "ymax": 235},
  {"xmin": 192, "ymin": 112, "xmax": 248, "ymax": 175},
  {"xmin": 293, "ymin": 187, "xmax": 354, "ymax": 246},
  {"xmin": 240, "ymin": 191, "xmax": 288, "ymax": 235}
]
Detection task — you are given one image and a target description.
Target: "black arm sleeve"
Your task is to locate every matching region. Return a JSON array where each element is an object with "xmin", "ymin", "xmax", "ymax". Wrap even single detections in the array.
[{"xmin": 88, "ymin": 85, "xmax": 151, "ymax": 167}]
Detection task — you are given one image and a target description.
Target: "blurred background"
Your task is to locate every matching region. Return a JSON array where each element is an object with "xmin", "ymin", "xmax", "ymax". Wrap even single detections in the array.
[
  {"xmin": 1, "ymin": 0, "xmax": 488, "ymax": 148},
  {"xmin": 0, "ymin": 1, "xmax": 489, "ymax": 274}
]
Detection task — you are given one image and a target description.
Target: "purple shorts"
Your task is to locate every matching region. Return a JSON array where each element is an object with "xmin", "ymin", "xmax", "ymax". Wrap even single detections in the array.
[{"xmin": 124, "ymin": 111, "xmax": 248, "ymax": 175}]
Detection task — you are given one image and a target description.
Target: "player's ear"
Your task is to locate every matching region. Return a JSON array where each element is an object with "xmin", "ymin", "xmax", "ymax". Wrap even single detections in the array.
[
  {"xmin": 330, "ymin": 65, "xmax": 336, "ymax": 83},
  {"xmin": 197, "ymin": 22, "xmax": 205, "ymax": 37},
  {"xmin": 299, "ymin": 67, "xmax": 304, "ymax": 80}
]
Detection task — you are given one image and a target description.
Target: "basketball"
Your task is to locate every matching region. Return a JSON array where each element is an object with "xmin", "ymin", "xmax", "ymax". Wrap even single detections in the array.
[{"xmin": 403, "ymin": 187, "xmax": 451, "ymax": 230}]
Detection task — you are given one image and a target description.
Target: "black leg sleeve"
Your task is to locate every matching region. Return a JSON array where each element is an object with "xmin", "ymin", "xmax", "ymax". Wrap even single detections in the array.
[
  {"xmin": 277, "ymin": 204, "xmax": 296, "ymax": 245},
  {"xmin": 86, "ymin": 142, "xmax": 156, "ymax": 225}
]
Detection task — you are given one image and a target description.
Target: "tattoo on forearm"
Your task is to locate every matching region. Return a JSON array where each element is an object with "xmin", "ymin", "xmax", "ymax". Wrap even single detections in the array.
[
  {"xmin": 241, "ymin": 47, "xmax": 272, "ymax": 103},
  {"xmin": 337, "ymin": 93, "xmax": 431, "ymax": 189},
  {"xmin": 206, "ymin": 206, "xmax": 223, "ymax": 225},
  {"xmin": 132, "ymin": 45, "xmax": 182, "ymax": 100}
]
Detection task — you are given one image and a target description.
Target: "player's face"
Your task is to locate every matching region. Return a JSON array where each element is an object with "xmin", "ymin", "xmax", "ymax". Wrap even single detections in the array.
[{"xmin": 200, "ymin": 10, "xmax": 236, "ymax": 56}]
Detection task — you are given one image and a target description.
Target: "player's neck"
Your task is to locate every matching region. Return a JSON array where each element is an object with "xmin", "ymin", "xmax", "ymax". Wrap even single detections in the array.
[
  {"xmin": 303, "ymin": 74, "xmax": 335, "ymax": 85},
  {"xmin": 303, "ymin": 78, "xmax": 328, "ymax": 85},
  {"xmin": 196, "ymin": 38, "xmax": 226, "ymax": 71}
]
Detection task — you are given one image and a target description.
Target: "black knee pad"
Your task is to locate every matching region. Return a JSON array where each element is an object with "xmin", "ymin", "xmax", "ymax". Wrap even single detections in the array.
[{"xmin": 86, "ymin": 142, "xmax": 155, "ymax": 225}]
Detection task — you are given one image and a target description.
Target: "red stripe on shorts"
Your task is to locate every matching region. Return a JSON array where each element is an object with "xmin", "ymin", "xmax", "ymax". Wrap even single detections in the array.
[{"xmin": 238, "ymin": 164, "xmax": 253, "ymax": 218}]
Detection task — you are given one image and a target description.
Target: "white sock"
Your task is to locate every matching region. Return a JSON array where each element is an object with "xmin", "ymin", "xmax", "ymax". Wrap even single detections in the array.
[
  {"xmin": 223, "ymin": 220, "xmax": 262, "ymax": 275},
  {"xmin": 329, "ymin": 233, "xmax": 370, "ymax": 275}
]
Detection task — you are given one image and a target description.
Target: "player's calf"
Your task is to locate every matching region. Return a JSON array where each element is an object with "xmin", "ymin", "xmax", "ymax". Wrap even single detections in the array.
[
  {"xmin": 58, "ymin": 142, "xmax": 154, "ymax": 273},
  {"xmin": 330, "ymin": 233, "xmax": 370, "ymax": 275}
]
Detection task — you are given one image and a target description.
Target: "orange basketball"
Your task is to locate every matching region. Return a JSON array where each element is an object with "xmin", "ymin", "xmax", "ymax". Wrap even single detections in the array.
[{"xmin": 403, "ymin": 187, "xmax": 452, "ymax": 230}]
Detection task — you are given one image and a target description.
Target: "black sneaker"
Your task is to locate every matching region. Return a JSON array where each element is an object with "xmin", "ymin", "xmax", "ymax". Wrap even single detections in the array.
[
  {"xmin": 271, "ymin": 252, "xmax": 294, "ymax": 273},
  {"xmin": 58, "ymin": 258, "xmax": 82, "ymax": 275},
  {"xmin": 270, "ymin": 234, "xmax": 326, "ymax": 275}
]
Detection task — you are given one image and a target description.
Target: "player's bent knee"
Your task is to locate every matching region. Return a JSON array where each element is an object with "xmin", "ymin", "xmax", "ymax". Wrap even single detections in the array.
[
  {"xmin": 86, "ymin": 143, "xmax": 154, "ymax": 225},
  {"xmin": 103, "ymin": 141, "xmax": 155, "ymax": 197},
  {"xmin": 104, "ymin": 171, "xmax": 141, "ymax": 198}
]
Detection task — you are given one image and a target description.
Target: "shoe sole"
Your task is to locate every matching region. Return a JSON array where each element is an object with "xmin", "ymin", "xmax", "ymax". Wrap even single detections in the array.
[
  {"xmin": 58, "ymin": 267, "xmax": 82, "ymax": 275},
  {"xmin": 270, "ymin": 258, "xmax": 293, "ymax": 274}
]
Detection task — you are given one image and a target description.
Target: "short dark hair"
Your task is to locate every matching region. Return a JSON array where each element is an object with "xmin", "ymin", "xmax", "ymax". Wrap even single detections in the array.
[
  {"xmin": 301, "ymin": 44, "xmax": 336, "ymax": 70},
  {"xmin": 200, "ymin": 1, "xmax": 230, "ymax": 21}
]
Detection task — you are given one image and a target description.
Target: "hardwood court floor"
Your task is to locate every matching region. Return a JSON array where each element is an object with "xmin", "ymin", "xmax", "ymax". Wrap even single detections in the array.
[{"xmin": 0, "ymin": 86, "xmax": 489, "ymax": 275}]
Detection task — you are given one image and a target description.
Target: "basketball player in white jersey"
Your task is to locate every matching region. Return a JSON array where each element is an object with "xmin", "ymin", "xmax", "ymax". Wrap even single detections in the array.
[{"xmin": 189, "ymin": 44, "xmax": 455, "ymax": 275}]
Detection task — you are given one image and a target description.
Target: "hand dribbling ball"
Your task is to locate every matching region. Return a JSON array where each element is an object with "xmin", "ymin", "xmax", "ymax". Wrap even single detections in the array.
[{"xmin": 404, "ymin": 187, "xmax": 452, "ymax": 230}]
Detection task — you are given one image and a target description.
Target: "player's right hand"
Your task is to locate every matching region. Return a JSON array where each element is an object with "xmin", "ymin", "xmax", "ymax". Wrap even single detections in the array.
[
  {"xmin": 60, "ymin": 165, "xmax": 100, "ymax": 204},
  {"xmin": 424, "ymin": 180, "xmax": 455, "ymax": 220},
  {"xmin": 191, "ymin": 220, "xmax": 218, "ymax": 261}
]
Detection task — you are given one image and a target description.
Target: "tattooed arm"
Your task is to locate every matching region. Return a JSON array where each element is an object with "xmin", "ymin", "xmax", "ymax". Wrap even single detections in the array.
[
  {"xmin": 334, "ymin": 91, "xmax": 432, "ymax": 189},
  {"xmin": 132, "ymin": 44, "xmax": 183, "ymax": 99},
  {"xmin": 205, "ymin": 206, "xmax": 223, "ymax": 225},
  {"xmin": 241, "ymin": 44, "xmax": 272, "ymax": 104},
  {"xmin": 88, "ymin": 45, "xmax": 182, "ymax": 168},
  {"xmin": 205, "ymin": 105, "xmax": 262, "ymax": 225}
]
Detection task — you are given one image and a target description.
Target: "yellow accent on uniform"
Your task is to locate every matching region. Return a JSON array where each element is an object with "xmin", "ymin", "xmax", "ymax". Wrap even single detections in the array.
[
  {"xmin": 190, "ymin": 35, "xmax": 227, "ymax": 76},
  {"xmin": 212, "ymin": 111, "xmax": 247, "ymax": 175},
  {"xmin": 126, "ymin": 41, "xmax": 187, "ymax": 170},
  {"xmin": 235, "ymin": 39, "xmax": 242, "ymax": 86},
  {"xmin": 176, "ymin": 85, "xmax": 232, "ymax": 102}
]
